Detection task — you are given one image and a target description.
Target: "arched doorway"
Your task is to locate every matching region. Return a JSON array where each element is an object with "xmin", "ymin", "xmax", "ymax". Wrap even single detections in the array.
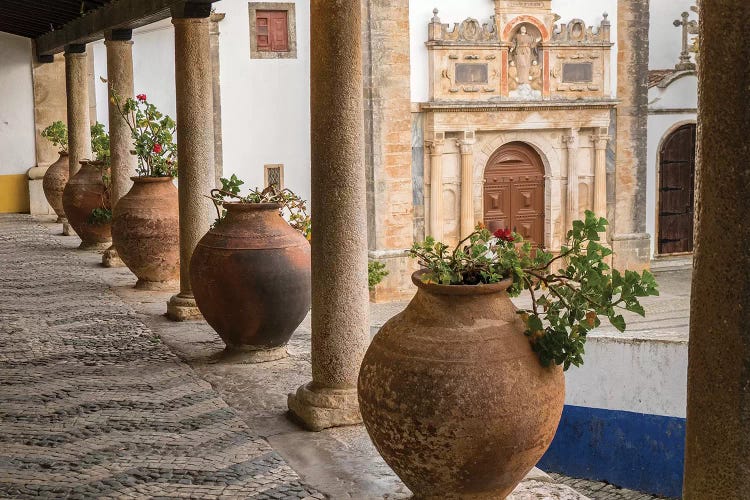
[
  {"xmin": 658, "ymin": 123, "xmax": 696, "ymax": 255},
  {"xmin": 483, "ymin": 142, "xmax": 545, "ymax": 247}
]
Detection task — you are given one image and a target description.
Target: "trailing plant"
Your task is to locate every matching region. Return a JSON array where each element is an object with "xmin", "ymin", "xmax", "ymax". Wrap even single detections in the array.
[
  {"xmin": 41, "ymin": 121, "xmax": 68, "ymax": 153},
  {"xmin": 88, "ymin": 207, "xmax": 113, "ymax": 225},
  {"xmin": 409, "ymin": 211, "xmax": 659, "ymax": 370},
  {"xmin": 110, "ymin": 88, "xmax": 177, "ymax": 177},
  {"xmin": 209, "ymin": 174, "xmax": 311, "ymax": 239},
  {"xmin": 368, "ymin": 261, "xmax": 389, "ymax": 289},
  {"xmin": 90, "ymin": 122, "xmax": 110, "ymax": 164}
]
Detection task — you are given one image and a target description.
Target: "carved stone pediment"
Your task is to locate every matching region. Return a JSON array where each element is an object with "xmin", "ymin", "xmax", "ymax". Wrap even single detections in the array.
[
  {"xmin": 429, "ymin": 12, "xmax": 498, "ymax": 43},
  {"xmin": 550, "ymin": 16, "xmax": 612, "ymax": 44}
]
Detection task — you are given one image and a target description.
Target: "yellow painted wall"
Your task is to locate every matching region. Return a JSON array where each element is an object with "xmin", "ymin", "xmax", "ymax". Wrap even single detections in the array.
[{"xmin": 0, "ymin": 174, "xmax": 30, "ymax": 213}]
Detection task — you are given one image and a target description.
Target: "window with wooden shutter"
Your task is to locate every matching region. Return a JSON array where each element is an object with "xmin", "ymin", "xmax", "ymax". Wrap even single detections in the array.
[
  {"xmin": 257, "ymin": 10, "xmax": 288, "ymax": 52},
  {"xmin": 249, "ymin": 3, "xmax": 297, "ymax": 59}
]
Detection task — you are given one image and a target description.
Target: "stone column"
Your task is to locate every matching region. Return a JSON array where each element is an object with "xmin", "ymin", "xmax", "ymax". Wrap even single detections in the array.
[
  {"xmin": 166, "ymin": 10, "xmax": 215, "ymax": 321},
  {"xmin": 102, "ymin": 30, "xmax": 137, "ymax": 268},
  {"xmin": 287, "ymin": 0, "xmax": 370, "ymax": 431},
  {"xmin": 64, "ymin": 44, "xmax": 92, "ymax": 235},
  {"xmin": 613, "ymin": 0, "xmax": 651, "ymax": 270},
  {"xmin": 683, "ymin": 2, "xmax": 750, "ymax": 496},
  {"xmin": 564, "ymin": 130, "xmax": 579, "ymax": 230},
  {"xmin": 428, "ymin": 140, "xmax": 444, "ymax": 240},
  {"xmin": 592, "ymin": 134, "xmax": 609, "ymax": 219},
  {"xmin": 458, "ymin": 138, "xmax": 475, "ymax": 240}
]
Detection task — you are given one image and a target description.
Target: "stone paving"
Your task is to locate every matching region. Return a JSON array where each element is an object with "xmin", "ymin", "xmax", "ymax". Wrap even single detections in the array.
[
  {"xmin": 0, "ymin": 214, "xmax": 675, "ymax": 499},
  {"xmin": 0, "ymin": 215, "xmax": 323, "ymax": 499}
]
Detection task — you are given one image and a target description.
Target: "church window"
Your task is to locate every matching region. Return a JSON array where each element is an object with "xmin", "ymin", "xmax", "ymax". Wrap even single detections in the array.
[{"xmin": 264, "ymin": 164, "xmax": 284, "ymax": 190}]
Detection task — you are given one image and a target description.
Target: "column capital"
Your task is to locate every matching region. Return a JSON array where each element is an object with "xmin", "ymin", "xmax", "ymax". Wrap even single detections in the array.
[
  {"xmin": 64, "ymin": 44, "xmax": 86, "ymax": 55},
  {"xmin": 591, "ymin": 135, "xmax": 611, "ymax": 150},
  {"xmin": 171, "ymin": 1, "xmax": 214, "ymax": 19},
  {"xmin": 562, "ymin": 128, "xmax": 580, "ymax": 148},
  {"xmin": 456, "ymin": 138, "xmax": 476, "ymax": 154},
  {"xmin": 427, "ymin": 140, "xmax": 445, "ymax": 155},
  {"xmin": 104, "ymin": 29, "xmax": 133, "ymax": 41}
]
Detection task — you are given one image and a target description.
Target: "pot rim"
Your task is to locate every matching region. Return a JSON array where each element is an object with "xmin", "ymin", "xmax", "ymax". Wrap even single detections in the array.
[
  {"xmin": 130, "ymin": 175, "xmax": 175, "ymax": 183},
  {"xmin": 223, "ymin": 202, "xmax": 283, "ymax": 212},
  {"xmin": 411, "ymin": 269, "xmax": 513, "ymax": 296},
  {"xmin": 81, "ymin": 159, "xmax": 108, "ymax": 166}
]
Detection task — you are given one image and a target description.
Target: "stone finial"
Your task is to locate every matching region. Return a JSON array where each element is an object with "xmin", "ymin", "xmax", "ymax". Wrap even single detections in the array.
[
  {"xmin": 602, "ymin": 12, "xmax": 610, "ymax": 24},
  {"xmin": 431, "ymin": 8, "xmax": 440, "ymax": 24},
  {"xmin": 674, "ymin": 11, "xmax": 698, "ymax": 70}
]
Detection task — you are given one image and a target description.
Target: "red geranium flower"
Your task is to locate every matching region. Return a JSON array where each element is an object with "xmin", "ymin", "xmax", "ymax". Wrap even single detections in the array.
[
  {"xmin": 152, "ymin": 143, "xmax": 163, "ymax": 154},
  {"xmin": 493, "ymin": 228, "xmax": 514, "ymax": 242},
  {"xmin": 136, "ymin": 94, "xmax": 147, "ymax": 101}
]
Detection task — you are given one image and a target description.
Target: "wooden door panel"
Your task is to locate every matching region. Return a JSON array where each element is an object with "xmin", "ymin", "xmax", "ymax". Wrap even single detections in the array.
[{"xmin": 658, "ymin": 124, "xmax": 696, "ymax": 254}]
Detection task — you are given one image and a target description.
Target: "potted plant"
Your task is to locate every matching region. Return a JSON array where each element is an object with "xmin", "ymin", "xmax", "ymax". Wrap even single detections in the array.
[
  {"xmin": 41, "ymin": 121, "xmax": 69, "ymax": 222},
  {"xmin": 110, "ymin": 91, "xmax": 180, "ymax": 290},
  {"xmin": 358, "ymin": 212, "xmax": 659, "ymax": 499},
  {"xmin": 189, "ymin": 175, "xmax": 311, "ymax": 361},
  {"xmin": 61, "ymin": 122, "xmax": 112, "ymax": 250}
]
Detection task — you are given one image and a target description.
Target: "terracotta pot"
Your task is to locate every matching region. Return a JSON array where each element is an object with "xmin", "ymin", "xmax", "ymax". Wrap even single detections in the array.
[
  {"xmin": 112, "ymin": 176, "xmax": 179, "ymax": 290},
  {"xmin": 61, "ymin": 161, "xmax": 111, "ymax": 250},
  {"xmin": 190, "ymin": 203, "xmax": 311, "ymax": 360},
  {"xmin": 42, "ymin": 152, "xmax": 69, "ymax": 221},
  {"xmin": 358, "ymin": 271, "xmax": 565, "ymax": 499}
]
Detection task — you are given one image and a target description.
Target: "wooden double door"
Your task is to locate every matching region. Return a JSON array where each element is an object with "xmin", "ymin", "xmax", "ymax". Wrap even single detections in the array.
[
  {"xmin": 658, "ymin": 124, "xmax": 696, "ymax": 255},
  {"xmin": 483, "ymin": 142, "xmax": 545, "ymax": 247}
]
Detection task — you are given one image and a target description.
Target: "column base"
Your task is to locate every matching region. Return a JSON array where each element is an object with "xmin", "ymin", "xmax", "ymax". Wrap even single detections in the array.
[
  {"xmin": 287, "ymin": 382, "xmax": 362, "ymax": 432},
  {"xmin": 56, "ymin": 216, "xmax": 64, "ymax": 224},
  {"xmin": 62, "ymin": 220, "xmax": 73, "ymax": 236},
  {"xmin": 210, "ymin": 346, "xmax": 289, "ymax": 364},
  {"xmin": 78, "ymin": 240, "xmax": 112, "ymax": 251},
  {"xmin": 610, "ymin": 233, "xmax": 651, "ymax": 271},
  {"xmin": 166, "ymin": 293, "xmax": 203, "ymax": 322},
  {"xmin": 136, "ymin": 279, "xmax": 180, "ymax": 292},
  {"xmin": 102, "ymin": 246, "xmax": 125, "ymax": 268}
]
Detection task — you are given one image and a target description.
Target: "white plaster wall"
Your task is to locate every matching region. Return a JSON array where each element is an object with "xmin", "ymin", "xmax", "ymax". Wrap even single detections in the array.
[
  {"xmin": 565, "ymin": 336, "xmax": 688, "ymax": 418},
  {"xmin": 646, "ymin": 75, "xmax": 697, "ymax": 256},
  {"xmin": 408, "ymin": 0, "xmax": 618, "ymax": 103},
  {"xmin": 649, "ymin": 0, "xmax": 698, "ymax": 70},
  {"xmin": 219, "ymin": 0, "xmax": 311, "ymax": 201},
  {"xmin": 0, "ymin": 32, "xmax": 36, "ymax": 175}
]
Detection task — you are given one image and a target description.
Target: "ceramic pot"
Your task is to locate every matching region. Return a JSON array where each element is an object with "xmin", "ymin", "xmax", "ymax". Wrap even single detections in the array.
[
  {"xmin": 358, "ymin": 271, "xmax": 565, "ymax": 499},
  {"xmin": 61, "ymin": 160, "xmax": 111, "ymax": 249},
  {"xmin": 190, "ymin": 203, "xmax": 311, "ymax": 361},
  {"xmin": 42, "ymin": 152, "xmax": 69, "ymax": 221},
  {"xmin": 111, "ymin": 176, "xmax": 179, "ymax": 290}
]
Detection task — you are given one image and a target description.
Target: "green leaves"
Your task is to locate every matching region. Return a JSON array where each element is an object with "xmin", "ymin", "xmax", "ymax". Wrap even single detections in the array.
[
  {"xmin": 90, "ymin": 122, "xmax": 110, "ymax": 164},
  {"xmin": 41, "ymin": 121, "xmax": 68, "ymax": 153},
  {"xmin": 368, "ymin": 261, "xmax": 389, "ymax": 289},
  {"xmin": 411, "ymin": 211, "xmax": 660, "ymax": 371}
]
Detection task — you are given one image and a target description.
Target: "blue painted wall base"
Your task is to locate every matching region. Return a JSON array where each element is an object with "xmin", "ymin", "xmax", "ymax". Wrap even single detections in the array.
[{"xmin": 538, "ymin": 405, "xmax": 685, "ymax": 498}]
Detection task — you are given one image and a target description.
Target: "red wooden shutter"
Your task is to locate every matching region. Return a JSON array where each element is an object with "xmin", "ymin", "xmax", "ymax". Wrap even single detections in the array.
[
  {"xmin": 257, "ymin": 10, "xmax": 288, "ymax": 52},
  {"xmin": 256, "ymin": 12, "xmax": 270, "ymax": 50}
]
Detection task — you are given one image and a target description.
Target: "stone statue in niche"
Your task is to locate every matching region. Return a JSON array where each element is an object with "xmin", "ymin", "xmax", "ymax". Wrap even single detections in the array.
[
  {"xmin": 509, "ymin": 25, "xmax": 543, "ymax": 100},
  {"xmin": 511, "ymin": 26, "xmax": 542, "ymax": 84}
]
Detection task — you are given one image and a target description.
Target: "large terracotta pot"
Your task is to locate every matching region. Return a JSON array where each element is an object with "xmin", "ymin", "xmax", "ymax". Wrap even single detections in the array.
[
  {"xmin": 358, "ymin": 271, "xmax": 565, "ymax": 499},
  {"xmin": 190, "ymin": 203, "xmax": 311, "ymax": 361},
  {"xmin": 112, "ymin": 176, "xmax": 179, "ymax": 290},
  {"xmin": 61, "ymin": 160, "xmax": 111, "ymax": 250},
  {"xmin": 42, "ymin": 152, "xmax": 69, "ymax": 221}
]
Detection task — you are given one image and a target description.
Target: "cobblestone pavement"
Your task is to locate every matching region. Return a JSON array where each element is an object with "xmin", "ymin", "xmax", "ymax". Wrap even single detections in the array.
[
  {"xmin": 549, "ymin": 475, "xmax": 666, "ymax": 500},
  {"xmin": 0, "ymin": 215, "xmax": 323, "ymax": 499}
]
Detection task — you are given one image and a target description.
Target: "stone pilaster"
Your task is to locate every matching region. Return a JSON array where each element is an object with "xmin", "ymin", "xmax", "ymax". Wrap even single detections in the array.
[
  {"xmin": 683, "ymin": 2, "xmax": 750, "ymax": 496},
  {"xmin": 64, "ymin": 44, "xmax": 93, "ymax": 236},
  {"xmin": 102, "ymin": 30, "xmax": 136, "ymax": 268},
  {"xmin": 209, "ymin": 12, "xmax": 225, "ymax": 189},
  {"xmin": 613, "ymin": 0, "xmax": 651, "ymax": 270},
  {"xmin": 592, "ymin": 134, "xmax": 609, "ymax": 219},
  {"xmin": 458, "ymin": 138, "xmax": 475, "ymax": 240},
  {"xmin": 362, "ymin": 0, "xmax": 415, "ymax": 302},
  {"xmin": 564, "ymin": 130, "xmax": 579, "ymax": 230},
  {"xmin": 287, "ymin": 0, "xmax": 370, "ymax": 431},
  {"xmin": 167, "ymin": 12, "xmax": 215, "ymax": 322},
  {"xmin": 427, "ymin": 140, "xmax": 444, "ymax": 241}
]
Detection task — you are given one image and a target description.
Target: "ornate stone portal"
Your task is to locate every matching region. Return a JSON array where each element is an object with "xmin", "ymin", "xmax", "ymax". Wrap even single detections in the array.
[{"xmin": 422, "ymin": 0, "xmax": 615, "ymax": 251}]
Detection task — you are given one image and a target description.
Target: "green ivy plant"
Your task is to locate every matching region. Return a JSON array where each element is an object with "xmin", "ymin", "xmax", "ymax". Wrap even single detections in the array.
[
  {"xmin": 368, "ymin": 261, "xmax": 389, "ymax": 289},
  {"xmin": 209, "ymin": 174, "xmax": 311, "ymax": 239},
  {"xmin": 41, "ymin": 121, "xmax": 68, "ymax": 153},
  {"xmin": 410, "ymin": 211, "xmax": 660, "ymax": 370}
]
